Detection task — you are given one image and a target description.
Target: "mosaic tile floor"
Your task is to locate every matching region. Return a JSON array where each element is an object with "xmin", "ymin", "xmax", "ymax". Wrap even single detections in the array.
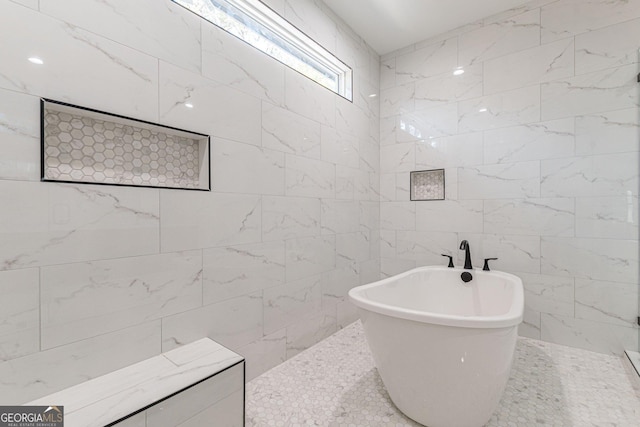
[{"xmin": 246, "ymin": 321, "xmax": 640, "ymax": 426}]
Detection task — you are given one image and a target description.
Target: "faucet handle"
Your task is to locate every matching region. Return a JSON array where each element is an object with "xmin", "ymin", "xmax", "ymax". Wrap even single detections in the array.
[
  {"xmin": 441, "ymin": 254, "xmax": 454, "ymax": 268},
  {"xmin": 483, "ymin": 258, "xmax": 498, "ymax": 271}
]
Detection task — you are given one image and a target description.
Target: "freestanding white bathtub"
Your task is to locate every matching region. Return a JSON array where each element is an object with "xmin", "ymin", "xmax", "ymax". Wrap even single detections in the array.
[{"xmin": 348, "ymin": 266, "xmax": 524, "ymax": 427}]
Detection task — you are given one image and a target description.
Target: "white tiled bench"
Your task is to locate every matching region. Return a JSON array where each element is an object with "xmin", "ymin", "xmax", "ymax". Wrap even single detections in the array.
[{"xmin": 28, "ymin": 338, "xmax": 245, "ymax": 427}]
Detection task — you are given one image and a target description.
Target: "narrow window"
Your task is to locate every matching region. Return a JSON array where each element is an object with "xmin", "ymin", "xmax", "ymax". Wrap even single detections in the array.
[{"xmin": 174, "ymin": 0, "xmax": 353, "ymax": 101}]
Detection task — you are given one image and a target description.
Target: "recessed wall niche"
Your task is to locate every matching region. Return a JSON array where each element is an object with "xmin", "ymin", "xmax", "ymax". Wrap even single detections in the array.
[
  {"xmin": 410, "ymin": 169, "xmax": 445, "ymax": 201},
  {"xmin": 41, "ymin": 99, "xmax": 210, "ymax": 191}
]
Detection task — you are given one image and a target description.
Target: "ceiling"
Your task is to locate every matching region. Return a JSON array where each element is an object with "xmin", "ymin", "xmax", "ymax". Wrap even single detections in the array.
[{"xmin": 322, "ymin": 0, "xmax": 531, "ymax": 55}]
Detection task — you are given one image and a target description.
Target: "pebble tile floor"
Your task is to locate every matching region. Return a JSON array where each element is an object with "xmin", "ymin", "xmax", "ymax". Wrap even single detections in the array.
[{"xmin": 246, "ymin": 321, "xmax": 640, "ymax": 426}]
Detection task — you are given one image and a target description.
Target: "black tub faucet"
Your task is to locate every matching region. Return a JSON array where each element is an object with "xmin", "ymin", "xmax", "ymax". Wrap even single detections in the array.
[{"xmin": 459, "ymin": 240, "xmax": 472, "ymax": 270}]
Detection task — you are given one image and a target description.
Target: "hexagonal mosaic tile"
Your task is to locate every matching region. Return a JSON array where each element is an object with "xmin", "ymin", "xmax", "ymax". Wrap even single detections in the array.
[
  {"xmin": 410, "ymin": 169, "xmax": 444, "ymax": 201},
  {"xmin": 246, "ymin": 321, "xmax": 640, "ymax": 426},
  {"xmin": 43, "ymin": 108, "xmax": 204, "ymax": 189}
]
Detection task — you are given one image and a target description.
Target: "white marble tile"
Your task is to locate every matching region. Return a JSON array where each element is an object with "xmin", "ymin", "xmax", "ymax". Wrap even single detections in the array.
[
  {"xmin": 359, "ymin": 259, "xmax": 380, "ymax": 286},
  {"xmin": 414, "ymin": 63, "xmax": 483, "ymax": 110},
  {"xmin": 396, "ymin": 172, "xmax": 412, "ymax": 202},
  {"xmin": 380, "ymin": 230, "xmax": 396, "ymax": 259},
  {"xmin": 396, "ymin": 231, "xmax": 458, "ymax": 265},
  {"xmin": 368, "ymin": 230, "xmax": 380, "ymax": 263},
  {"xmin": 262, "ymin": 103, "xmax": 321, "ymax": 158},
  {"xmin": 458, "ymin": 86, "xmax": 541, "ymax": 132},
  {"xmin": 160, "ymin": 191, "xmax": 261, "ymax": 252},
  {"xmin": 444, "ymin": 168, "xmax": 459, "ymax": 200},
  {"xmin": 284, "ymin": 0, "xmax": 336, "ymax": 52},
  {"xmin": 541, "ymin": 64, "xmax": 639, "ymax": 121},
  {"xmin": 286, "ymin": 311, "xmax": 336, "ymax": 359},
  {"xmin": 380, "ymin": 257, "xmax": 416, "ymax": 278},
  {"xmin": 336, "ymin": 297, "xmax": 359, "ymax": 328},
  {"xmin": 335, "ymin": 25, "xmax": 370, "ymax": 88},
  {"xmin": 541, "ymin": 153, "xmax": 638, "ymax": 197},
  {"xmin": 380, "ymin": 58, "xmax": 396, "ymax": 90},
  {"xmin": 0, "ymin": 181, "xmax": 159, "ymax": 270},
  {"xmin": 458, "ymin": 161, "xmax": 541, "ymax": 199},
  {"xmin": 397, "ymin": 103, "xmax": 458, "ymax": 141},
  {"xmin": 41, "ymin": 251, "xmax": 202, "ymax": 350},
  {"xmin": 484, "ymin": 118, "xmax": 575, "ymax": 164},
  {"xmin": 285, "ymin": 235, "xmax": 335, "ymax": 282},
  {"xmin": 321, "ymin": 265, "xmax": 360, "ymax": 312},
  {"xmin": 0, "ymin": 1, "xmax": 159, "ymax": 121},
  {"xmin": 162, "ymin": 292, "xmax": 263, "ymax": 352},
  {"xmin": 159, "ymin": 61, "xmax": 261, "ymax": 146},
  {"xmin": 415, "ymin": 200, "xmax": 483, "ymax": 233},
  {"xmin": 518, "ymin": 272, "xmax": 575, "ymax": 317},
  {"xmin": 162, "ymin": 337, "xmax": 234, "ymax": 367},
  {"xmin": 380, "ymin": 202, "xmax": 415, "ymax": 231},
  {"xmin": 358, "ymin": 135, "xmax": 379, "ymax": 173},
  {"xmin": 483, "ymin": 0, "xmax": 557, "ymax": 25},
  {"xmin": 263, "ymin": 274, "xmax": 322, "ymax": 335},
  {"xmin": 575, "ymin": 196, "xmax": 638, "ymax": 239},
  {"xmin": 519, "ymin": 306, "xmax": 541, "ymax": 339},
  {"xmin": 462, "ymin": 234, "xmax": 541, "ymax": 274},
  {"xmin": 285, "ymin": 154, "xmax": 335, "ymax": 198},
  {"xmin": 320, "ymin": 199, "xmax": 360, "ymax": 235},
  {"xmin": 484, "ymin": 39, "xmax": 574, "ymax": 95},
  {"xmin": 359, "ymin": 201, "xmax": 380, "ymax": 236},
  {"xmin": 484, "ymin": 198, "xmax": 575, "ymax": 237},
  {"xmin": 261, "ymin": 195, "xmax": 320, "ymax": 241},
  {"xmin": 284, "ymin": 68, "xmax": 335, "ymax": 127},
  {"xmin": 145, "ymin": 363, "xmax": 243, "ymax": 427},
  {"xmin": 0, "ymin": 321, "xmax": 161, "ymax": 405},
  {"xmin": 9, "ymin": 0, "xmax": 38, "ymax": 9},
  {"xmin": 458, "ymin": 9, "xmax": 541, "ymax": 66},
  {"xmin": 238, "ymin": 330, "xmax": 286, "ymax": 381},
  {"xmin": 211, "ymin": 137, "xmax": 285, "ymax": 195},
  {"xmin": 178, "ymin": 388, "xmax": 244, "ymax": 427},
  {"xmin": 321, "ymin": 126, "xmax": 359, "ymax": 168},
  {"xmin": 41, "ymin": 0, "xmax": 202, "ymax": 73},
  {"xmin": 202, "ymin": 24, "xmax": 285, "ymax": 106},
  {"xmin": 380, "ymin": 83, "xmax": 415, "ymax": 119},
  {"xmin": 541, "ymin": 237, "xmax": 638, "ymax": 283},
  {"xmin": 575, "ymin": 18, "xmax": 640, "ymax": 75},
  {"xmin": 42, "ymin": 339, "xmax": 243, "ymax": 427},
  {"xmin": 356, "ymin": 171, "xmax": 377, "ymax": 202},
  {"xmin": 575, "ymin": 108, "xmax": 639, "ymax": 156},
  {"xmin": 379, "ymin": 142, "xmax": 415, "ymax": 173},
  {"xmin": 336, "ymin": 100, "xmax": 370, "ymax": 141},
  {"xmin": 395, "ymin": 38, "xmax": 458, "ymax": 84},
  {"xmin": 575, "ymin": 278, "xmax": 639, "ymax": 327},
  {"xmin": 203, "ymin": 241, "xmax": 285, "ymax": 305},
  {"xmin": 335, "ymin": 232, "xmax": 370, "ymax": 268},
  {"xmin": 0, "ymin": 88, "xmax": 40, "ymax": 181},
  {"xmin": 541, "ymin": 313, "xmax": 638, "ymax": 355},
  {"xmin": 541, "ymin": 0, "xmax": 640, "ymax": 44},
  {"xmin": 26, "ymin": 355, "xmax": 176, "ymax": 421},
  {"xmin": 0, "ymin": 268, "xmax": 39, "ymax": 362},
  {"xmin": 335, "ymin": 166, "xmax": 355, "ymax": 200},
  {"xmin": 379, "ymin": 173, "xmax": 396, "ymax": 202},
  {"xmin": 379, "ymin": 116, "xmax": 397, "ymax": 146},
  {"xmin": 415, "ymin": 132, "xmax": 483, "ymax": 168}
]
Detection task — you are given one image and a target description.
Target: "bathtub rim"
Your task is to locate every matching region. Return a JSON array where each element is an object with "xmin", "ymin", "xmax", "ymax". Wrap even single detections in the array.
[{"xmin": 348, "ymin": 265, "xmax": 524, "ymax": 329}]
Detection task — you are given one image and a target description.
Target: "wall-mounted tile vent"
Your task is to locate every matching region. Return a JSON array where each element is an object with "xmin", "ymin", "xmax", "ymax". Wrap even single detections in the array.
[
  {"xmin": 41, "ymin": 99, "xmax": 210, "ymax": 191},
  {"xmin": 410, "ymin": 169, "xmax": 445, "ymax": 201}
]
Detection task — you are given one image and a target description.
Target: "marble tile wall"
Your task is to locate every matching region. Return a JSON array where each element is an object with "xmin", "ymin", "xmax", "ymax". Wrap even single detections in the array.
[
  {"xmin": 0, "ymin": 0, "xmax": 380, "ymax": 402},
  {"xmin": 380, "ymin": 0, "xmax": 640, "ymax": 355}
]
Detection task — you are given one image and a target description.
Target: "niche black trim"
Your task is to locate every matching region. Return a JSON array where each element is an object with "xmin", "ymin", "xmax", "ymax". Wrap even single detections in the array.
[{"xmin": 40, "ymin": 98, "xmax": 212, "ymax": 192}]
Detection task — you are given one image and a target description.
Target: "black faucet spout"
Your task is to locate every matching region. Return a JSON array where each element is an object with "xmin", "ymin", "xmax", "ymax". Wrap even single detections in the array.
[{"xmin": 459, "ymin": 240, "xmax": 473, "ymax": 270}]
